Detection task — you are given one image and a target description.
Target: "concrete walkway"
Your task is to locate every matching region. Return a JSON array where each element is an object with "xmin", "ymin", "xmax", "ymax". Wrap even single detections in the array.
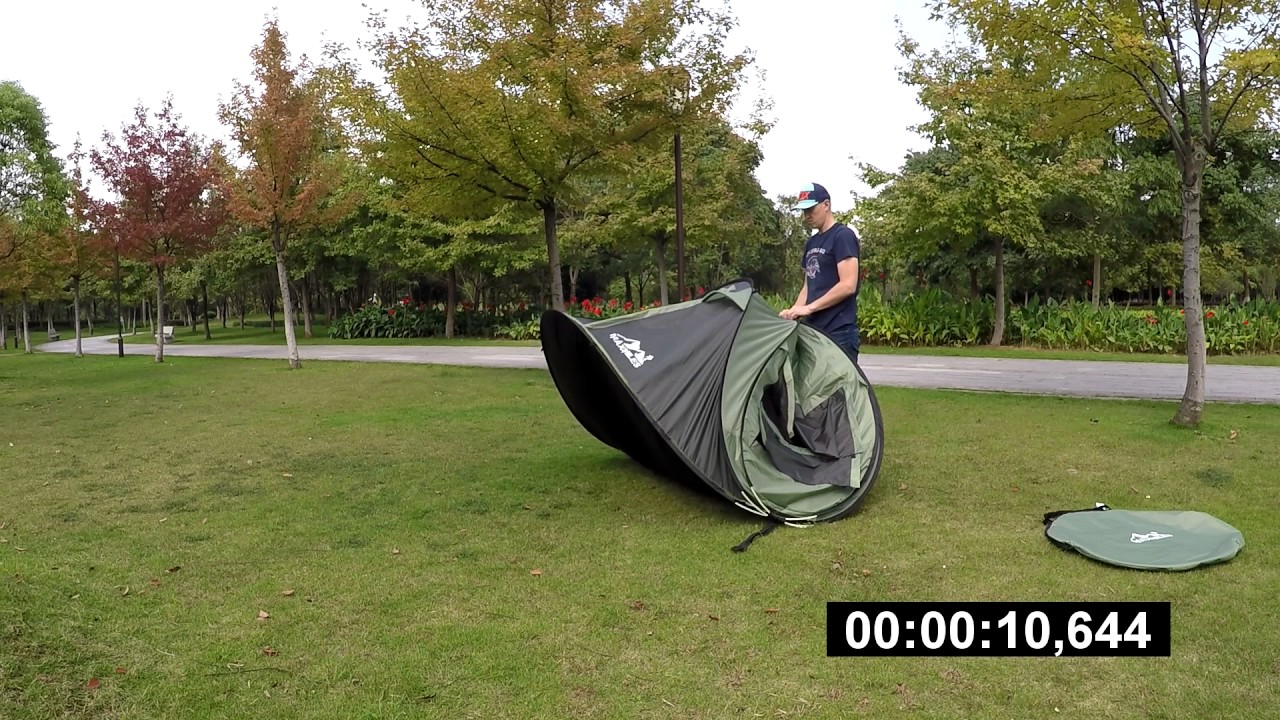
[{"xmin": 34, "ymin": 333, "xmax": 1280, "ymax": 405}]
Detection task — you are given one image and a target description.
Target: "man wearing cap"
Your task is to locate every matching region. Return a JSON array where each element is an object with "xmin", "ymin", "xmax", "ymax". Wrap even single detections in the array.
[{"xmin": 780, "ymin": 182, "xmax": 862, "ymax": 364}]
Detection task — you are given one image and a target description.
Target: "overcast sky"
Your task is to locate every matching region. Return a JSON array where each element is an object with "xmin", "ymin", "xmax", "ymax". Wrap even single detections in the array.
[{"xmin": 3, "ymin": 1, "xmax": 953, "ymax": 212}]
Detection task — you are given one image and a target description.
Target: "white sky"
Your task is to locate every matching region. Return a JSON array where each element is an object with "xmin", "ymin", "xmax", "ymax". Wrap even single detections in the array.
[{"xmin": 3, "ymin": 1, "xmax": 953, "ymax": 212}]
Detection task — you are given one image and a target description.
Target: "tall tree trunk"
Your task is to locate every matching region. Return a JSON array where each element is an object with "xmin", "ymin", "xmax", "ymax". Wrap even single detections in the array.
[
  {"xmin": 154, "ymin": 264, "xmax": 166, "ymax": 363},
  {"xmin": 87, "ymin": 299, "xmax": 94, "ymax": 336},
  {"xmin": 1242, "ymin": 268, "xmax": 1250, "ymax": 302},
  {"xmin": 540, "ymin": 199, "xmax": 564, "ymax": 312},
  {"xmin": 1, "ymin": 306, "xmax": 7, "ymax": 349},
  {"xmin": 202, "ymin": 281, "xmax": 212, "ymax": 340},
  {"xmin": 1172, "ymin": 146, "xmax": 1208, "ymax": 428},
  {"xmin": 21, "ymin": 291, "xmax": 31, "ymax": 354},
  {"xmin": 1092, "ymin": 252, "xmax": 1102, "ymax": 309},
  {"xmin": 272, "ymin": 225, "xmax": 302, "ymax": 369},
  {"xmin": 624, "ymin": 273, "xmax": 633, "ymax": 304},
  {"xmin": 1262, "ymin": 266, "xmax": 1277, "ymax": 301},
  {"xmin": 301, "ymin": 271, "xmax": 314, "ymax": 338},
  {"xmin": 989, "ymin": 236, "xmax": 1005, "ymax": 347},
  {"xmin": 73, "ymin": 276, "xmax": 83, "ymax": 358},
  {"xmin": 445, "ymin": 265, "xmax": 457, "ymax": 338},
  {"xmin": 654, "ymin": 235, "xmax": 669, "ymax": 305}
]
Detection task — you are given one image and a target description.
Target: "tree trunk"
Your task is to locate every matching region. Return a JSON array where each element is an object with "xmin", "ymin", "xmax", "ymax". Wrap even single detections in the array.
[
  {"xmin": 1, "ymin": 306, "xmax": 6, "ymax": 349},
  {"xmin": 624, "ymin": 273, "xmax": 633, "ymax": 304},
  {"xmin": 272, "ymin": 225, "xmax": 302, "ymax": 369},
  {"xmin": 1172, "ymin": 146, "xmax": 1208, "ymax": 428},
  {"xmin": 73, "ymin": 276, "xmax": 83, "ymax": 358},
  {"xmin": 1092, "ymin": 252, "xmax": 1102, "ymax": 309},
  {"xmin": 654, "ymin": 235, "xmax": 669, "ymax": 305},
  {"xmin": 21, "ymin": 291, "xmax": 31, "ymax": 354},
  {"xmin": 445, "ymin": 265, "xmax": 457, "ymax": 338},
  {"xmin": 1242, "ymin": 268, "xmax": 1250, "ymax": 302},
  {"xmin": 540, "ymin": 200, "xmax": 565, "ymax": 312},
  {"xmin": 87, "ymin": 299, "xmax": 94, "ymax": 336},
  {"xmin": 1262, "ymin": 266, "xmax": 1277, "ymax": 301},
  {"xmin": 301, "ymin": 271, "xmax": 314, "ymax": 338},
  {"xmin": 989, "ymin": 236, "xmax": 1005, "ymax": 347},
  {"xmin": 154, "ymin": 264, "xmax": 166, "ymax": 362},
  {"xmin": 202, "ymin": 281, "xmax": 211, "ymax": 340}
]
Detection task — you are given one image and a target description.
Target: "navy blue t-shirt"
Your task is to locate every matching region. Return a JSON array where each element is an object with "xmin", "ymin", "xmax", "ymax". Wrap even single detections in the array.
[{"xmin": 802, "ymin": 222, "xmax": 860, "ymax": 333}]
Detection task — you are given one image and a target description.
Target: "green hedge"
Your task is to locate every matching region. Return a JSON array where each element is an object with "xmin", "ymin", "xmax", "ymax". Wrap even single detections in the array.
[{"xmin": 331, "ymin": 289, "xmax": 1280, "ymax": 356}]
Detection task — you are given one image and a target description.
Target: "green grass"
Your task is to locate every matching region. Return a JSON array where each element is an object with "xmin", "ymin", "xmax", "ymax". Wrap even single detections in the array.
[{"xmin": 2, "ymin": 352, "xmax": 1278, "ymax": 719}]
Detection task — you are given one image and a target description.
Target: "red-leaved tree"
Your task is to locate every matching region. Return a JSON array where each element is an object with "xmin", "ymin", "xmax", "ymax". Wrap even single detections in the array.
[
  {"xmin": 88, "ymin": 98, "xmax": 224, "ymax": 362},
  {"xmin": 218, "ymin": 18, "xmax": 351, "ymax": 369}
]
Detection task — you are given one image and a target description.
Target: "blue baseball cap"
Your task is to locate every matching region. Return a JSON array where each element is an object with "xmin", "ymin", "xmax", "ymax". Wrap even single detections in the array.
[{"xmin": 792, "ymin": 182, "xmax": 831, "ymax": 210}]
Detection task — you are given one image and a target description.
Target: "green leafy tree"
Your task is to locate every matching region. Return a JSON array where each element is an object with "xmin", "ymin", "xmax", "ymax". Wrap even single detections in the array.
[
  {"xmin": 935, "ymin": 0, "xmax": 1280, "ymax": 425},
  {"xmin": 348, "ymin": 0, "xmax": 750, "ymax": 312}
]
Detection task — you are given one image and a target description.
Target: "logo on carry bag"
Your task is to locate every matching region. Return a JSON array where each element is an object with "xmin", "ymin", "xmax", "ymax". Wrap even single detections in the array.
[
  {"xmin": 1130, "ymin": 531, "xmax": 1173, "ymax": 544},
  {"xmin": 609, "ymin": 332, "xmax": 654, "ymax": 368}
]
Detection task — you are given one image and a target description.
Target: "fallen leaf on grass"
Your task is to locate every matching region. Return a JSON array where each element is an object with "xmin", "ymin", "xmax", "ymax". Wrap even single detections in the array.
[
  {"xmin": 708, "ymin": 615, "xmax": 720, "ymax": 621},
  {"xmin": 862, "ymin": 568, "xmax": 872, "ymax": 577},
  {"xmin": 115, "ymin": 667, "xmax": 127, "ymax": 674},
  {"xmin": 1229, "ymin": 429, "xmax": 1239, "ymax": 441},
  {"xmin": 630, "ymin": 600, "xmax": 646, "ymax": 611},
  {"xmin": 262, "ymin": 647, "xmax": 278, "ymax": 656},
  {"xmin": 149, "ymin": 578, "xmax": 160, "ymax": 588},
  {"xmin": 764, "ymin": 608, "xmax": 779, "ymax": 614},
  {"xmin": 120, "ymin": 586, "xmax": 129, "ymax": 596},
  {"xmin": 281, "ymin": 589, "xmax": 295, "ymax": 597},
  {"xmin": 87, "ymin": 677, "xmax": 100, "ymax": 690},
  {"xmin": 258, "ymin": 610, "xmax": 270, "ymax": 620},
  {"xmin": 898, "ymin": 484, "xmax": 907, "ymax": 491},
  {"xmin": 529, "ymin": 569, "xmax": 542, "ymax": 576},
  {"xmin": 166, "ymin": 566, "xmax": 180, "ymax": 573},
  {"xmin": 15, "ymin": 547, "xmax": 24, "ymax": 552},
  {"xmin": 282, "ymin": 473, "xmax": 293, "ymax": 478},
  {"xmin": 391, "ymin": 548, "xmax": 401, "ymax": 556}
]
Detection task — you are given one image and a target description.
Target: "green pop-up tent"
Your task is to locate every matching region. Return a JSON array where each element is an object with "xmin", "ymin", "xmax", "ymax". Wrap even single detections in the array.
[{"xmin": 540, "ymin": 279, "xmax": 884, "ymax": 539}]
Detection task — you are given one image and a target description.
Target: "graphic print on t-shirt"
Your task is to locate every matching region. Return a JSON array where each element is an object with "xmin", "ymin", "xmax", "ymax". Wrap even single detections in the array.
[{"xmin": 805, "ymin": 252, "xmax": 821, "ymax": 279}]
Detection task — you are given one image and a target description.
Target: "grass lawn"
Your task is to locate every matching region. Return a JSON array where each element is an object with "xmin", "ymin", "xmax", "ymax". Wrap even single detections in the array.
[
  {"xmin": 862, "ymin": 344, "xmax": 1280, "ymax": 366},
  {"xmin": 2, "ymin": 351, "xmax": 1277, "ymax": 719}
]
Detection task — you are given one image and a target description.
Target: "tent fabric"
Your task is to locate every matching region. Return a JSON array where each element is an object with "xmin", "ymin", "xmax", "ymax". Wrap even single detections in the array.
[
  {"xmin": 1042, "ymin": 505, "xmax": 1245, "ymax": 571},
  {"xmin": 540, "ymin": 279, "xmax": 885, "ymax": 526}
]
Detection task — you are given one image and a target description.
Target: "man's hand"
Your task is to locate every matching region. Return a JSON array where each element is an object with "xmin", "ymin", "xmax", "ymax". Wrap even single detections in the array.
[{"xmin": 780, "ymin": 304, "xmax": 812, "ymax": 320}]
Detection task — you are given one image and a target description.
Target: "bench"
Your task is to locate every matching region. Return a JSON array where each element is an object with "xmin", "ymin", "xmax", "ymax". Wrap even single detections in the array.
[
  {"xmin": 154, "ymin": 325, "xmax": 175, "ymax": 343},
  {"xmin": 48, "ymin": 330, "xmax": 60, "ymax": 341}
]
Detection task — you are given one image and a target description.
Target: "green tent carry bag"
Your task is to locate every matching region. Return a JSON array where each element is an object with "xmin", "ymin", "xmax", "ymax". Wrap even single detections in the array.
[{"xmin": 1043, "ymin": 504, "xmax": 1245, "ymax": 571}]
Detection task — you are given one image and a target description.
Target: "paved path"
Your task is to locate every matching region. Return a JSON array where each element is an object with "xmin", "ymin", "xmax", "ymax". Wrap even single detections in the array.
[{"xmin": 35, "ymin": 334, "xmax": 1280, "ymax": 405}]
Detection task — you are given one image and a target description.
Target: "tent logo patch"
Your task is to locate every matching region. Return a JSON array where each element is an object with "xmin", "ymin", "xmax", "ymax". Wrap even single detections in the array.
[
  {"xmin": 609, "ymin": 332, "xmax": 654, "ymax": 368},
  {"xmin": 1130, "ymin": 531, "xmax": 1174, "ymax": 544}
]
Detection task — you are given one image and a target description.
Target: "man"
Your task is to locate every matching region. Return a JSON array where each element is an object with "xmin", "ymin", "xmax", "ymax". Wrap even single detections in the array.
[{"xmin": 780, "ymin": 182, "xmax": 862, "ymax": 364}]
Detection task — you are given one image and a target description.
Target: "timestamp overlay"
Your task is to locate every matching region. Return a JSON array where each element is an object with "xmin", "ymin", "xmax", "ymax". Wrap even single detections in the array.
[{"xmin": 827, "ymin": 602, "xmax": 1171, "ymax": 657}]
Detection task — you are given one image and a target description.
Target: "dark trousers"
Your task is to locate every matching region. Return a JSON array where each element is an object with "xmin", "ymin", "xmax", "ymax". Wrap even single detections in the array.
[{"xmin": 825, "ymin": 325, "xmax": 861, "ymax": 365}]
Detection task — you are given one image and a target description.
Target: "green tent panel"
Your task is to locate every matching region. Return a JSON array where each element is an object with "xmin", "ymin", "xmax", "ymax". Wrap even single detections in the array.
[
  {"xmin": 1043, "ymin": 505, "xmax": 1245, "ymax": 571},
  {"xmin": 540, "ymin": 279, "xmax": 885, "ymax": 527}
]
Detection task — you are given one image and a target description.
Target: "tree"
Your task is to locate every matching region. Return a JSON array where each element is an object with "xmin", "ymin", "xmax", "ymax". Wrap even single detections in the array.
[
  {"xmin": 935, "ymin": 0, "xmax": 1280, "ymax": 425},
  {"xmin": 88, "ymin": 98, "xmax": 224, "ymax": 362},
  {"xmin": 219, "ymin": 18, "xmax": 352, "ymax": 369},
  {"xmin": 351, "ymin": 0, "xmax": 749, "ymax": 312},
  {"xmin": 1, "ymin": 81, "xmax": 69, "ymax": 351}
]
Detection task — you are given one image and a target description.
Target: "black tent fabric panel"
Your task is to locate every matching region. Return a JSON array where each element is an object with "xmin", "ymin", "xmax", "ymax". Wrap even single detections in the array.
[
  {"xmin": 539, "ymin": 311, "xmax": 723, "ymax": 499},
  {"xmin": 583, "ymin": 299, "xmax": 744, "ymax": 499}
]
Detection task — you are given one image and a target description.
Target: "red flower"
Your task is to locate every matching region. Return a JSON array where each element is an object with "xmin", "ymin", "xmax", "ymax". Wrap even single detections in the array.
[
  {"xmin": 1205, "ymin": 310, "xmax": 1215, "ymax": 319},
  {"xmin": 1146, "ymin": 315, "xmax": 1158, "ymax": 325},
  {"xmin": 697, "ymin": 286, "xmax": 705, "ymax": 296},
  {"xmin": 1243, "ymin": 320, "xmax": 1250, "ymax": 326},
  {"xmin": 1167, "ymin": 289, "xmax": 1174, "ymax": 297},
  {"xmin": 388, "ymin": 308, "xmax": 396, "ymax": 317},
  {"xmin": 1085, "ymin": 279, "xmax": 1092, "ymax": 287},
  {"xmin": 624, "ymin": 301, "xmax": 633, "ymax": 311}
]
